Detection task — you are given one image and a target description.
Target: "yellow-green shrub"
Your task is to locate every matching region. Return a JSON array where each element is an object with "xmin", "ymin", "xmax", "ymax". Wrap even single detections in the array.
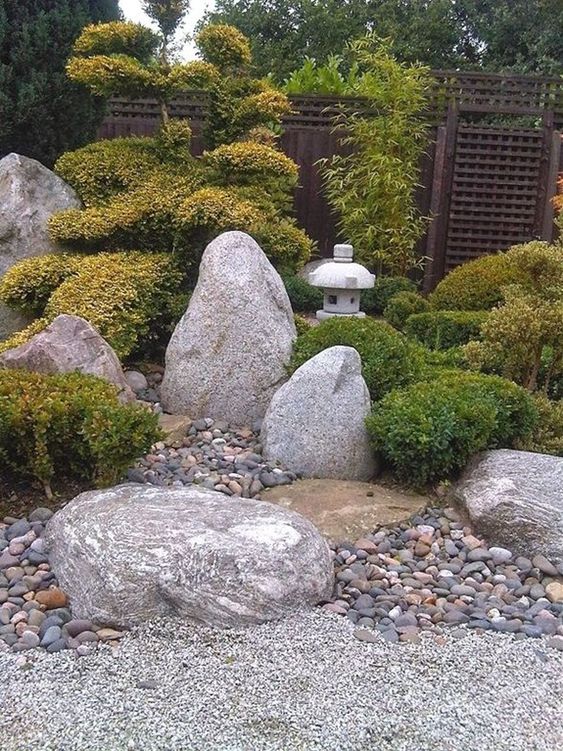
[
  {"xmin": 0, "ymin": 254, "xmax": 83, "ymax": 315},
  {"xmin": 166, "ymin": 61, "xmax": 220, "ymax": 92},
  {"xmin": 196, "ymin": 24, "xmax": 252, "ymax": 72},
  {"xmin": 72, "ymin": 21, "xmax": 159, "ymax": 61},
  {"xmin": 67, "ymin": 54, "xmax": 160, "ymax": 98},
  {"xmin": 253, "ymin": 219, "xmax": 313, "ymax": 272},
  {"xmin": 55, "ymin": 137, "xmax": 162, "ymax": 207},
  {"xmin": 515, "ymin": 394, "xmax": 563, "ymax": 456},
  {"xmin": 44, "ymin": 252, "xmax": 184, "ymax": 358},
  {"xmin": 0, "ymin": 369, "xmax": 160, "ymax": 490},
  {"xmin": 204, "ymin": 141, "xmax": 298, "ymax": 186},
  {"xmin": 236, "ymin": 90, "xmax": 292, "ymax": 130},
  {"xmin": 0, "ymin": 318, "xmax": 50, "ymax": 355},
  {"xmin": 430, "ymin": 252, "xmax": 528, "ymax": 311}
]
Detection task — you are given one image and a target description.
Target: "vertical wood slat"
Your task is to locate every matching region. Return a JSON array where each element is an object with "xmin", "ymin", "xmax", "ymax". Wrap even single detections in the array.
[{"xmin": 541, "ymin": 131, "xmax": 562, "ymax": 241}]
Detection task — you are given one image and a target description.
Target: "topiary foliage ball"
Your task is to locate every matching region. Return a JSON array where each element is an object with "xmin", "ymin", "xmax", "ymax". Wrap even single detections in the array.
[{"xmin": 196, "ymin": 24, "xmax": 252, "ymax": 72}]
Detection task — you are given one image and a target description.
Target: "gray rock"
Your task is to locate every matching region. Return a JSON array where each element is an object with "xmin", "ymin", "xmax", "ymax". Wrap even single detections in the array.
[
  {"xmin": 0, "ymin": 153, "xmax": 81, "ymax": 339},
  {"xmin": 124, "ymin": 370, "xmax": 148, "ymax": 393},
  {"xmin": 261, "ymin": 347, "xmax": 376, "ymax": 481},
  {"xmin": 44, "ymin": 483, "xmax": 333, "ymax": 629},
  {"xmin": 452, "ymin": 450, "xmax": 563, "ymax": 563},
  {"xmin": 0, "ymin": 315, "xmax": 134, "ymax": 402},
  {"xmin": 161, "ymin": 232, "xmax": 296, "ymax": 423}
]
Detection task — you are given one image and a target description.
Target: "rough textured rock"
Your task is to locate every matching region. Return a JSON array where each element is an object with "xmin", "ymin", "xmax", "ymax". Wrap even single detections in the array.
[
  {"xmin": 263, "ymin": 479, "xmax": 427, "ymax": 541},
  {"xmin": 0, "ymin": 314, "xmax": 134, "ymax": 402},
  {"xmin": 161, "ymin": 231, "xmax": 296, "ymax": 423},
  {"xmin": 158, "ymin": 413, "xmax": 192, "ymax": 444},
  {"xmin": 0, "ymin": 153, "xmax": 81, "ymax": 338},
  {"xmin": 452, "ymin": 450, "xmax": 563, "ymax": 563},
  {"xmin": 261, "ymin": 346, "xmax": 376, "ymax": 481},
  {"xmin": 44, "ymin": 484, "xmax": 333, "ymax": 628}
]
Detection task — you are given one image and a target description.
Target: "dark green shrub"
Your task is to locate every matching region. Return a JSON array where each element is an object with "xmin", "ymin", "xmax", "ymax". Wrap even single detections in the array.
[
  {"xmin": 0, "ymin": 370, "xmax": 160, "ymax": 492},
  {"xmin": 366, "ymin": 372, "xmax": 537, "ymax": 485},
  {"xmin": 290, "ymin": 316, "xmax": 424, "ymax": 400},
  {"xmin": 383, "ymin": 291, "xmax": 429, "ymax": 330},
  {"xmin": 282, "ymin": 275, "xmax": 323, "ymax": 312},
  {"xmin": 405, "ymin": 310, "xmax": 488, "ymax": 350},
  {"xmin": 361, "ymin": 276, "xmax": 417, "ymax": 315},
  {"xmin": 429, "ymin": 253, "xmax": 528, "ymax": 311}
]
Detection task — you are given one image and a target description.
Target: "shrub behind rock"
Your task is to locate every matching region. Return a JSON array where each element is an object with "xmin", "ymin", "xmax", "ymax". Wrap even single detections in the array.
[
  {"xmin": 290, "ymin": 316, "xmax": 424, "ymax": 400},
  {"xmin": 0, "ymin": 370, "xmax": 160, "ymax": 492}
]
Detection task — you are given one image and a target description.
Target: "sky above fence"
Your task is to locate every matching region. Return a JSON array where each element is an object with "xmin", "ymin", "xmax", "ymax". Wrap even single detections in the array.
[{"xmin": 119, "ymin": 0, "xmax": 215, "ymax": 59}]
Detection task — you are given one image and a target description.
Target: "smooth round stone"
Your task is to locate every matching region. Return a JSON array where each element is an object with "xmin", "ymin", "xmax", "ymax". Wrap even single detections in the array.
[
  {"xmin": 354, "ymin": 628, "xmax": 378, "ymax": 643},
  {"xmin": 21, "ymin": 630, "xmax": 40, "ymax": 648},
  {"xmin": 6, "ymin": 520, "xmax": 31, "ymax": 542},
  {"xmin": 381, "ymin": 628, "xmax": 400, "ymax": 643},
  {"xmin": 29, "ymin": 508, "xmax": 53, "ymax": 523},
  {"xmin": 46, "ymin": 638, "xmax": 68, "ymax": 653},
  {"xmin": 40, "ymin": 625, "xmax": 62, "ymax": 647},
  {"xmin": 65, "ymin": 619, "xmax": 94, "ymax": 638},
  {"xmin": 531, "ymin": 555, "xmax": 559, "ymax": 577},
  {"xmin": 489, "ymin": 547, "xmax": 513, "ymax": 565}
]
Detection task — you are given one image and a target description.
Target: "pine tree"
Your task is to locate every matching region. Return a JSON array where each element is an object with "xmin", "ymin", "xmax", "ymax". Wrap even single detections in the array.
[{"xmin": 0, "ymin": 0, "xmax": 121, "ymax": 168}]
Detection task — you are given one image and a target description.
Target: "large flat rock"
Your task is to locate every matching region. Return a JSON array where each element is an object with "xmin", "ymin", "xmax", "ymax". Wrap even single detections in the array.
[
  {"xmin": 452, "ymin": 449, "xmax": 563, "ymax": 563},
  {"xmin": 262, "ymin": 479, "xmax": 428, "ymax": 542},
  {"xmin": 45, "ymin": 484, "xmax": 333, "ymax": 629}
]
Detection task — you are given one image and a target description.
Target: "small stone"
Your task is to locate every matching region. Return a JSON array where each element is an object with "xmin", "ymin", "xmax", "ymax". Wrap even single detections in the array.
[
  {"xmin": 467, "ymin": 548, "xmax": 491, "ymax": 562},
  {"xmin": 96, "ymin": 628, "xmax": 125, "ymax": 641},
  {"xmin": 547, "ymin": 635, "xmax": 563, "ymax": 652},
  {"xmin": 21, "ymin": 630, "xmax": 40, "ymax": 648},
  {"xmin": 40, "ymin": 625, "xmax": 62, "ymax": 647},
  {"xmin": 489, "ymin": 547, "xmax": 512, "ymax": 565},
  {"xmin": 46, "ymin": 638, "xmax": 67, "ymax": 653},
  {"xmin": 532, "ymin": 555, "xmax": 559, "ymax": 577},
  {"xmin": 354, "ymin": 628, "xmax": 378, "ymax": 643},
  {"xmin": 35, "ymin": 587, "xmax": 68, "ymax": 609},
  {"xmin": 65, "ymin": 619, "xmax": 94, "ymax": 638},
  {"xmin": 545, "ymin": 581, "xmax": 563, "ymax": 603}
]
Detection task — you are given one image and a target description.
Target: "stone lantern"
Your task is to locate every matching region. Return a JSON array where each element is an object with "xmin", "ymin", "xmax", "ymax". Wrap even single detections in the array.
[{"xmin": 309, "ymin": 244, "xmax": 375, "ymax": 320}]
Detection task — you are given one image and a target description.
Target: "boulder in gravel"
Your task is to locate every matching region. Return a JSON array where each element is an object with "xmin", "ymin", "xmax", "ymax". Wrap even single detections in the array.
[
  {"xmin": 0, "ymin": 314, "xmax": 134, "ymax": 402},
  {"xmin": 161, "ymin": 231, "xmax": 296, "ymax": 424},
  {"xmin": 452, "ymin": 449, "xmax": 563, "ymax": 563},
  {"xmin": 0, "ymin": 153, "xmax": 81, "ymax": 338},
  {"xmin": 45, "ymin": 484, "xmax": 333, "ymax": 628},
  {"xmin": 261, "ymin": 346, "xmax": 376, "ymax": 481}
]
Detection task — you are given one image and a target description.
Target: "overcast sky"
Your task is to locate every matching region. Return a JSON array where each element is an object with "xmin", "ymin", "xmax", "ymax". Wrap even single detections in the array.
[{"xmin": 119, "ymin": 0, "xmax": 216, "ymax": 58}]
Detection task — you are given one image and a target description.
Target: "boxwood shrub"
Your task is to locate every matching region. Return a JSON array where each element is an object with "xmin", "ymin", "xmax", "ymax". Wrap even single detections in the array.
[
  {"xmin": 0, "ymin": 370, "xmax": 160, "ymax": 492},
  {"xmin": 383, "ymin": 291, "xmax": 429, "ymax": 330},
  {"xmin": 282, "ymin": 274, "xmax": 323, "ymax": 312},
  {"xmin": 404, "ymin": 310, "xmax": 488, "ymax": 350},
  {"xmin": 366, "ymin": 372, "xmax": 537, "ymax": 485},
  {"xmin": 361, "ymin": 276, "xmax": 417, "ymax": 315},
  {"xmin": 429, "ymin": 253, "xmax": 528, "ymax": 311},
  {"xmin": 289, "ymin": 316, "xmax": 425, "ymax": 400}
]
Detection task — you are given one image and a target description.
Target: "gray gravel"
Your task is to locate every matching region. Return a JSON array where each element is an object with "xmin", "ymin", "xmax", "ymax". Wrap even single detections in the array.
[{"xmin": 1, "ymin": 610, "xmax": 562, "ymax": 751}]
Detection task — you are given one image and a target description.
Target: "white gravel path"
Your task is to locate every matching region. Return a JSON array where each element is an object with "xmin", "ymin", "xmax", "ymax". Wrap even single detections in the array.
[{"xmin": 1, "ymin": 610, "xmax": 562, "ymax": 751}]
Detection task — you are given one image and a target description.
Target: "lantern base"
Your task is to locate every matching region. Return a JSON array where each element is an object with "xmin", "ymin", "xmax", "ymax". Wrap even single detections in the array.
[{"xmin": 316, "ymin": 310, "xmax": 367, "ymax": 321}]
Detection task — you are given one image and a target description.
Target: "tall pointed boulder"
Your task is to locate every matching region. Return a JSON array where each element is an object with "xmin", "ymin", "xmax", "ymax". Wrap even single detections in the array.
[{"xmin": 161, "ymin": 231, "xmax": 296, "ymax": 424}]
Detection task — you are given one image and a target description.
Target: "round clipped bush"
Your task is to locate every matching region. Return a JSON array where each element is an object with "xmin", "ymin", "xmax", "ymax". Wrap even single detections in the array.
[
  {"xmin": 430, "ymin": 253, "xmax": 528, "ymax": 311},
  {"xmin": 282, "ymin": 274, "xmax": 323, "ymax": 312},
  {"xmin": 404, "ymin": 310, "xmax": 488, "ymax": 350},
  {"xmin": 0, "ymin": 370, "xmax": 160, "ymax": 492},
  {"xmin": 289, "ymin": 316, "xmax": 425, "ymax": 400},
  {"xmin": 204, "ymin": 141, "xmax": 298, "ymax": 186},
  {"xmin": 253, "ymin": 220, "xmax": 313, "ymax": 273},
  {"xmin": 0, "ymin": 254, "xmax": 83, "ymax": 315},
  {"xmin": 54, "ymin": 137, "xmax": 162, "ymax": 207},
  {"xmin": 366, "ymin": 372, "xmax": 537, "ymax": 485},
  {"xmin": 383, "ymin": 291, "xmax": 429, "ymax": 330},
  {"xmin": 71, "ymin": 21, "xmax": 159, "ymax": 61},
  {"xmin": 196, "ymin": 24, "xmax": 252, "ymax": 71},
  {"xmin": 361, "ymin": 276, "xmax": 417, "ymax": 315}
]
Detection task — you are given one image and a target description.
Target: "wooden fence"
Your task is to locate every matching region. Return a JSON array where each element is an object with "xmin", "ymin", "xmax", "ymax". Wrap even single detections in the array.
[{"xmin": 97, "ymin": 71, "xmax": 563, "ymax": 289}]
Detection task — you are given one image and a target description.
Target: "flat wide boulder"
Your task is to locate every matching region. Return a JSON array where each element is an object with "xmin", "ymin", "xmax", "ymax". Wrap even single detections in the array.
[
  {"xmin": 0, "ymin": 314, "xmax": 134, "ymax": 402},
  {"xmin": 261, "ymin": 346, "xmax": 376, "ymax": 481},
  {"xmin": 44, "ymin": 484, "xmax": 333, "ymax": 628},
  {"xmin": 452, "ymin": 449, "xmax": 563, "ymax": 563},
  {"xmin": 0, "ymin": 153, "xmax": 81, "ymax": 338},
  {"xmin": 161, "ymin": 231, "xmax": 296, "ymax": 424}
]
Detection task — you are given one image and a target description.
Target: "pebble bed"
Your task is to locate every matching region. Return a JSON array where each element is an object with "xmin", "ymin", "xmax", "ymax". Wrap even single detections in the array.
[
  {"xmin": 1, "ymin": 612, "xmax": 562, "ymax": 751},
  {"xmin": 128, "ymin": 418, "xmax": 296, "ymax": 496}
]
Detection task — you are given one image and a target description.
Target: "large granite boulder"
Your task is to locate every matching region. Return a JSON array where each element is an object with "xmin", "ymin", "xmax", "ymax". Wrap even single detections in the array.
[
  {"xmin": 161, "ymin": 231, "xmax": 296, "ymax": 424},
  {"xmin": 0, "ymin": 153, "xmax": 81, "ymax": 338},
  {"xmin": 0, "ymin": 314, "xmax": 134, "ymax": 402},
  {"xmin": 452, "ymin": 450, "xmax": 563, "ymax": 563},
  {"xmin": 44, "ymin": 484, "xmax": 333, "ymax": 628},
  {"xmin": 261, "ymin": 346, "xmax": 376, "ymax": 481}
]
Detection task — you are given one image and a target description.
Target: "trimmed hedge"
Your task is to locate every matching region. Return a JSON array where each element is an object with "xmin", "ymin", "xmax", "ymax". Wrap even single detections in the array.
[
  {"xmin": 361, "ymin": 276, "xmax": 417, "ymax": 315},
  {"xmin": 404, "ymin": 310, "xmax": 488, "ymax": 350},
  {"xmin": 0, "ymin": 370, "xmax": 160, "ymax": 491},
  {"xmin": 289, "ymin": 316, "xmax": 425, "ymax": 400},
  {"xmin": 0, "ymin": 254, "xmax": 83, "ymax": 315},
  {"xmin": 429, "ymin": 253, "xmax": 528, "ymax": 311},
  {"xmin": 282, "ymin": 274, "xmax": 323, "ymax": 312},
  {"xmin": 383, "ymin": 291, "xmax": 429, "ymax": 330},
  {"xmin": 366, "ymin": 372, "xmax": 537, "ymax": 485}
]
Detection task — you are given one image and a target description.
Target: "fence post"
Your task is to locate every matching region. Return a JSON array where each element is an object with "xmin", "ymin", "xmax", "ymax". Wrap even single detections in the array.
[
  {"xmin": 540, "ymin": 130, "xmax": 562, "ymax": 241},
  {"xmin": 423, "ymin": 101, "xmax": 458, "ymax": 292}
]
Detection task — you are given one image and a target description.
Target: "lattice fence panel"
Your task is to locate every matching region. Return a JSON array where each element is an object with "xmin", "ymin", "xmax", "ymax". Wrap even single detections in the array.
[{"xmin": 444, "ymin": 126, "xmax": 544, "ymax": 271}]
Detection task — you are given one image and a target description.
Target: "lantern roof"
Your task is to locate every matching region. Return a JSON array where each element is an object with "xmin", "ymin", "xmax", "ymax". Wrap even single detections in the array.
[{"xmin": 309, "ymin": 244, "xmax": 375, "ymax": 290}]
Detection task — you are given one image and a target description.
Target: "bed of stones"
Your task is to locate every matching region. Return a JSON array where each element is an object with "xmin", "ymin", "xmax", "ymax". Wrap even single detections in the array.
[
  {"xmin": 326, "ymin": 505, "xmax": 563, "ymax": 649},
  {"xmin": 1, "ymin": 499, "xmax": 562, "ymax": 656},
  {"xmin": 127, "ymin": 413, "xmax": 296, "ymax": 496}
]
